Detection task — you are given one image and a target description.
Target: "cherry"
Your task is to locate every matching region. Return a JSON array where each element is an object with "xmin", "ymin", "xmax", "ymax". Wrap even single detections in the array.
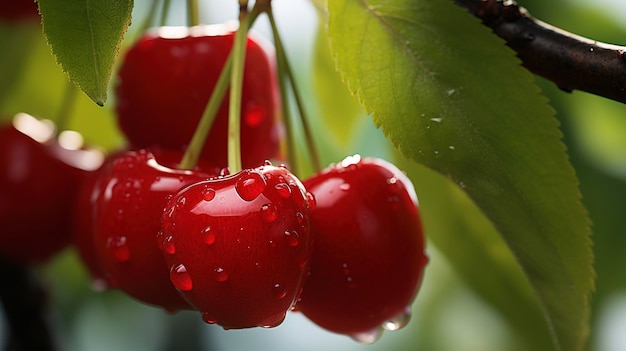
[
  {"xmin": 115, "ymin": 24, "xmax": 282, "ymax": 169},
  {"xmin": 160, "ymin": 163, "xmax": 314, "ymax": 329},
  {"xmin": 296, "ymin": 155, "xmax": 427, "ymax": 342},
  {"xmin": 89, "ymin": 148, "xmax": 219, "ymax": 311},
  {"xmin": 0, "ymin": 0, "xmax": 39, "ymax": 23},
  {"xmin": 0, "ymin": 113, "xmax": 103, "ymax": 264}
]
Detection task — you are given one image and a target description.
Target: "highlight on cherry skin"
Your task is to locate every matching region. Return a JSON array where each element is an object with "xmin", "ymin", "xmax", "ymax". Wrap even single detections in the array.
[
  {"xmin": 0, "ymin": 113, "xmax": 104, "ymax": 264},
  {"xmin": 297, "ymin": 154, "xmax": 428, "ymax": 343},
  {"xmin": 83, "ymin": 148, "xmax": 219, "ymax": 312},
  {"xmin": 160, "ymin": 162, "xmax": 314, "ymax": 329},
  {"xmin": 115, "ymin": 23, "xmax": 282, "ymax": 169}
]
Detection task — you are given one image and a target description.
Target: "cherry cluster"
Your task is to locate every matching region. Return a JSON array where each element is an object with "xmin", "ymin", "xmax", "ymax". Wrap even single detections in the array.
[{"xmin": 0, "ymin": 11, "xmax": 427, "ymax": 344}]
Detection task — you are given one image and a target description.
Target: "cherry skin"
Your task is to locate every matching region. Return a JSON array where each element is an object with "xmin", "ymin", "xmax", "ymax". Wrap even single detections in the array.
[
  {"xmin": 0, "ymin": 0, "xmax": 40, "ymax": 23},
  {"xmin": 296, "ymin": 155, "xmax": 427, "ymax": 342},
  {"xmin": 161, "ymin": 164, "xmax": 314, "ymax": 329},
  {"xmin": 115, "ymin": 24, "xmax": 282, "ymax": 169},
  {"xmin": 90, "ymin": 148, "xmax": 219, "ymax": 311},
  {"xmin": 0, "ymin": 113, "xmax": 103, "ymax": 264}
]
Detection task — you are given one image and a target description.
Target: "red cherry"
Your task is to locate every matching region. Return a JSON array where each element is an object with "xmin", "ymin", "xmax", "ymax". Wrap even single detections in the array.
[
  {"xmin": 0, "ymin": 0, "xmax": 39, "ymax": 23},
  {"xmin": 90, "ymin": 148, "xmax": 219, "ymax": 311},
  {"xmin": 297, "ymin": 155, "xmax": 427, "ymax": 342},
  {"xmin": 115, "ymin": 24, "xmax": 282, "ymax": 169},
  {"xmin": 161, "ymin": 164, "xmax": 314, "ymax": 329},
  {"xmin": 0, "ymin": 113, "xmax": 103, "ymax": 264}
]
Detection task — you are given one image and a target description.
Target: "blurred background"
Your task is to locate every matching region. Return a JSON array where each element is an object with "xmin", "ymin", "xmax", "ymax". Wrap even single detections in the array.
[{"xmin": 1, "ymin": 0, "xmax": 626, "ymax": 350}]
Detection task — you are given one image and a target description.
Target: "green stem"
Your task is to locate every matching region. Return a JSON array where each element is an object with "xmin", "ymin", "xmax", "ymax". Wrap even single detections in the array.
[
  {"xmin": 179, "ymin": 9, "xmax": 261, "ymax": 171},
  {"xmin": 267, "ymin": 8, "xmax": 322, "ymax": 173},
  {"xmin": 179, "ymin": 55, "xmax": 233, "ymax": 170},
  {"xmin": 55, "ymin": 80, "xmax": 78, "ymax": 132},
  {"xmin": 160, "ymin": 0, "xmax": 171, "ymax": 26},
  {"xmin": 187, "ymin": 0, "xmax": 199, "ymax": 26}
]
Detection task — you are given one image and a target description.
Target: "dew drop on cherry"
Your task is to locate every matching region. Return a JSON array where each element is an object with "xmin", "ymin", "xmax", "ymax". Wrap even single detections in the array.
[
  {"xmin": 202, "ymin": 226, "xmax": 216, "ymax": 246},
  {"xmin": 170, "ymin": 263, "xmax": 193, "ymax": 291},
  {"xmin": 202, "ymin": 187, "xmax": 216, "ymax": 201},
  {"xmin": 274, "ymin": 183, "xmax": 291, "ymax": 198},
  {"xmin": 260, "ymin": 203, "xmax": 278, "ymax": 223},
  {"xmin": 306, "ymin": 192, "xmax": 316, "ymax": 210},
  {"xmin": 381, "ymin": 307, "xmax": 411, "ymax": 331},
  {"xmin": 163, "ymin": 235, "xmax": 176, "ymax": 254},
  {"xmin": 244, "ymin": 104, "xmax": 265, "ymax": 127},
  {"xmin": 273, "ymin": 283, "xmax": 287, "ymax": 299},
  {"xmin": 214, "ymin": 267, "xmax": 229, "ymax": 282},
  {"xmin": 201, "ymin": 312, "xmax": 218, "ymax": 325},
  {"xmin": 284, "ymin": 230, "xmax": 299, "ymax": 247},
  {"xmin": 295, "ymin": 212, "xmax": 304, "ymax": 224},
  {"xmin": 236, "ymin": 171, "xmax": 267, "ymax": 201},
  {"xmin": 107, "ymin": 235, "xmax": 130, "ymax": 262},
  {"xmin": 350, "ymin": 327, "xmax": 382, "ymax": 344}
]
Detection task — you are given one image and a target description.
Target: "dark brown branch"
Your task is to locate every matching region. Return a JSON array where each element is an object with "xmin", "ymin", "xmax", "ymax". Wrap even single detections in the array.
[{"xmin": 455, "ymin": 0, "xmax": 626, "ymax": 104}]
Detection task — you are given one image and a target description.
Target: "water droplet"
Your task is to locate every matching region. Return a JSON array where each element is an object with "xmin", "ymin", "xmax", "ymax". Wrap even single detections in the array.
[
  {"xmin": 107, "ymin": 236, "xmax": 130, "ymax": 262},
  {"xmin": 339, "ymin": 183, "xmax": 351, "ymax": 191},
  {"xmin": 448, "ymin": 145, "xmax": 455, "ymax": 150},
  {"xmin": 244, "ymin": 105, "xmax": 265, "ymax": 127},
  {"xmin": 340, "ymin": 154, "xmax": 362, "ymax": 168},
  {"xmin": 306, "ymin": 192, "xmax": 316, "ymax": 210},
  {"xmin": 163, "ymin": 235, "xmax": 176, "ymax": 254},
  {"xmin": 219, "ymin": 168, "xmax": 230, "ymax": 177},
  {"xmin": 202, "ymin": 226, "xmax": 215, "ymax": 245},
  {"xmin": 175, "ymin": 196, "xmax": 186, "ymax": 208},
  {"xmin": 295, "ymin": 212, "xmax": 304, "ymax": 224},
  {"xmin": 260, "ymin": 203, "xmax": 278, "ymax": 222},
  {"xmin": 236, "ymin": 171, "xmax": 267, "ymax": 201},
  {"xmin": 382, "ymin": 307, "xmax": 411, "ymax": 331},
  {"xmin": 170, "ymin": 264, "xmax": 192, "ymax": 291},
  {"xmin": 201, "ymin": 312, "xmax": 217, "ymax": 324},
  {"xmin": 446, "ymin": 89, "xmax": 456, "ymax": 96},
  {"xmin": 214, "ymin": 267, "xmax": 229, "ymax": 282},
  {"xmin": 346, "ymin": 276, "xmax": 357, "ymax": 289},
  {"xmin": 350, "ymin": 327, "xmax": 382, "ymax": 344},
  {"xmin": 202, "ymin": 188, "xmax": 216, "ymax": 201},
  {"xmin": 273, "ymin": 283, "xmax": 287, "ymax": 299},
  {"xmin": 284, "ymin": 230, "xmax": 299, "ymax": 247},
  {"xmin": 115, "ymin": 208, "xmax": 124, "ymax": 221},
  {"xmin": 430, "ymin": 117, "xmax": 443, "ymax": 123},
  {"xmin": 386, "ymin": 177, "xmax": 400, "ymax": 193},
  {"xmin": 264, "ymin": 160, "xmax": 273, "ymax": 166},
  {"xmin": 590, "ymin": 47, "xmax": 594, "ymax": 52},
  {"xmin": 274, "ymin": 183, "xmax": 291, "ymax": 198}
]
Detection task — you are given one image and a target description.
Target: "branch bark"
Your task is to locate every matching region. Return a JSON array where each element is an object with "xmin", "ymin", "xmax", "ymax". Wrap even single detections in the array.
[{"xmin": 455, "ymin": 0, "xmax": 626, "ymax": 104}]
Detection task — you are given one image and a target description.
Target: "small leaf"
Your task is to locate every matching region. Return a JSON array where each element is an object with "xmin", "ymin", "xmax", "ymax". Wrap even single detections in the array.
[
  {"xmin": 38, "ymin": 0, "xmax": 133, "ymax": 106},
  {"xmin": 327, "ymin": 1, "xmax": 593, "ymax": 350}
]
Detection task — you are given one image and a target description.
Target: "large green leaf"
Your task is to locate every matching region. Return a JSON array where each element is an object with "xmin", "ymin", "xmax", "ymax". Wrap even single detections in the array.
[
  {"xmin": 38, "ymin": 0, "xmax": 133, "ymax": 106},
  {"xmin": 326, "ymin": 1, "xmax": 593, "ymax": 350}
]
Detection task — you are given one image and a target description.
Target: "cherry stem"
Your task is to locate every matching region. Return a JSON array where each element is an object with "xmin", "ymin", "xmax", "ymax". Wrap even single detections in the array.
[
  {"xmin": 187, "ymin": 0, "xmax": 199, "ymax": 27},
  {"xmin": 267, "ymin": 8, "xmax": 322, "ymax": 173},
  {"xmin": 160, "ymin": 0, "xmax": 171, "ymax": 26},
  {"xmin": 179, "ymin": 54, "xmax": 233, "ymax": 170},
  {"xmin": 227, "ymin": 4, "xmax": 262, "ymax": 174},
  {"xmin": 179, "ymin": 8, "xmax": 261, "ymax": 171},
  {"xmin": 54, "ymin": 79, "xmax": 78, "ymax": 132}
]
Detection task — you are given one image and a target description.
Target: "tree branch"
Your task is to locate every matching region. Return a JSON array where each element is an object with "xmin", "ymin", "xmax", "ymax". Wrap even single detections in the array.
[{"xmin": 455, "ymin": 0, "xmax": 626, "ymax": 104}]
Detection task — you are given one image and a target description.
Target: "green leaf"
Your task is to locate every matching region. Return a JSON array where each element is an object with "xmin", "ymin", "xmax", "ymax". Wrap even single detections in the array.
[
  {"xmin": 326, "ymin": 1, "xmax": 593, "ymax": 350},
  {"xmin": 398, "ymin": 158, "xmax": 554, "ymax": 350},
  {"xmin": 38, "ymin": 0, "xmax": 133, "ymax": 106},
  {"xmin": 312, "ymin": 17, "xmax": 363, "ymax": 146}
]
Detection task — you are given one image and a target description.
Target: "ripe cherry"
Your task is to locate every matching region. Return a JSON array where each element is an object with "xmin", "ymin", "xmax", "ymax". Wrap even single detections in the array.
[
  {"xmin": 90, "ymin": 148, "xmax": 219, "ymax": 311},
  {"xmin": 297, "ymin": 155, "xmax": 427, "ymax": 342},
  {"xmin": 0, "ymin": 113, "xmax": 103, "ymax": 264},
  {"xmin": 0, "ymin": 0, "xmax": 39, "ymax": 23},
  {"xmin": 161, "ymin": 163, "xmax": 314, "ymax": 329},
  {"xmin": 115, "ymin": 24, "xmax": 282, "ymax": 169}
]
